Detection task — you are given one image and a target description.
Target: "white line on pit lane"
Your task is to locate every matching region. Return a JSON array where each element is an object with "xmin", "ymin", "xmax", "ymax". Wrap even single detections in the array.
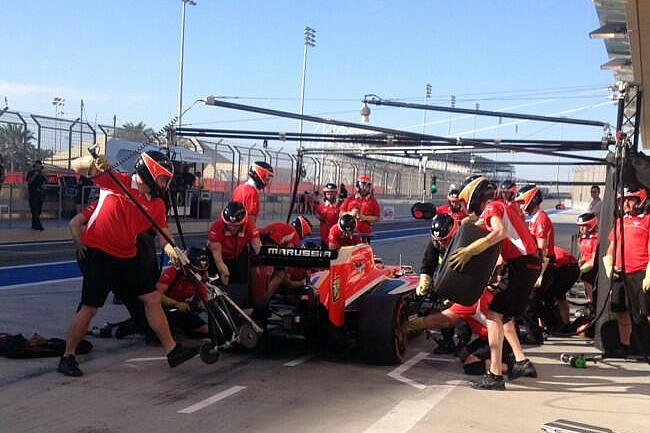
[
  {"xmin": 178, "ymin": 386, "xmax": 247, "ymax": 414},
  {"xmin": 387, "ymin": 352, "xmax": 454, "ymax": 390},
  {"xmin": 0, "ymin": 259, "xmax": 76, "ymax": 270},
  {"xmin": 0, "ymin": 276, "xmax": 82, "ymax": 291},
  {"xmin": 284, "ymin": 354, "xmax": 314, "ymax": 367},
  {"xmin": 125, "ymin": 356, "xmax": 168, "ymax": 363}
]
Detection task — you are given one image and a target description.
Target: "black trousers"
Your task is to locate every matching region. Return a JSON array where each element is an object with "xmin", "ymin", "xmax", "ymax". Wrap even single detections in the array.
[{"xmin": 29, "ymin": 193, "xmax": 43, "ymax": 229}]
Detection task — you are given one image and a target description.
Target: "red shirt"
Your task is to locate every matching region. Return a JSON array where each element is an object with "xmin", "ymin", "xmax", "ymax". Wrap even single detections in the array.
[
  {"xmin": 315, "ymin": 201, "xmax": 340, "ymax": 242},
  {"xmin": 509, "ymin": 201, "xmax": 526, "ymax": 221},
  {"xmin": 339, "ymin": 195, "xmax": 380, "ymax": 234},
  {"xmin": 448, "ymin": 291, "xmax": 493, "ymax": 339},
  {"xmin": 158, "ymin": 266, "xmax": 208, "ymax": 300},
  {"xmin": 481, "ymin": 199, "xmax": 538, "ymax": 262},
  {"xmin": 208, "ymin": 219, "xmax": 259, "ymax": 259},
  {"xmin": 528, "ymin": 210, "xmax": 555, "ymax": 258},
  {"xmin": 232, "ymin": 183, "xmax": 260, "ymax": 218},
  {"xmin": 437, "ymin": 204, "xmax": 468, "ymax": 221},
  {"xmin": 608, "ymin": 214, "xmax": 650, "ymax": 273},
  {"xmin": 261, "ymin": 222, "xmax": 300, "ymax": 247},
  {"xmin": 553, "ymin": 246, "xmax": 577, "ymax": 268},
  {"xmin": 328, "ymin": 224, "xmax": 362, "ymax": 250},
  {"xmin": 579, "ymin": 233, "xmax": 599, "ymax": 264},
  {"xmin": 80, "ymin": 172, "xmax": 167, "ymax": 258}
]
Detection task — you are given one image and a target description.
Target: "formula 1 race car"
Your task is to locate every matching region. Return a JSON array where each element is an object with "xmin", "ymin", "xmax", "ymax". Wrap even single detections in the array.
[{"xmin": 216, "ymin": 244, "xmax": 420, "ymax": 365}]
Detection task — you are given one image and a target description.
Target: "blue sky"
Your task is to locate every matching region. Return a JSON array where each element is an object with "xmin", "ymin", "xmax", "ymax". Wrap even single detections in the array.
[{"xmin": 1, "ymin": 1, "xmax": 616, "ymax": 180}]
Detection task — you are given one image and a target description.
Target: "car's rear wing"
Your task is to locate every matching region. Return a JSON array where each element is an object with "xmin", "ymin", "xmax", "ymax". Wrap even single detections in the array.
[{"xmin": 250, "ymin": 246, "xmax": 338, "ymax": 268}]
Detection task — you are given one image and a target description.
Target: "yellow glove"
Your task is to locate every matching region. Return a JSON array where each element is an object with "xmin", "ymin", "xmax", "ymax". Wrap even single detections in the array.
[
  {"xmin": 402, "ymin": 317, "xmax": 428, "ymax": 334},
  {"xmin": 175, "ymin": 301, "xmax": 191, "ymax": 314},
  {"xmin": 164, "ymin": 243, "xmax": 181, "ymax": 267},
  {"xmin": 161, "ymin": 295, "xmax": 178, "ymax": 310},
  {"xmin": 351, "ymin": 208, "xmax": 360, "ymax": 218},
  {"xmin": 534, "ymin": 257, "xmax": 550, "ymax": 288},
  {"xmin": 416, "ymin": 274, "xmax": 432, "ymax": 296},
  {"xmin": 93, "ymin": 155, "xmax": 112, "ymax": 172},
  {"xmin": 643, "ymin": 262, "xmax": 650, "ymax": 293},
  {"xmin": 602, "ymin": 255, "xmax": 614, "ymax": 280},
  {"xmin": 449, "ymin": 237, "xmax": 491, "ymax": 272},
  {"xmin": 216, "ymin": 261, "xmax": 230, "ymax": 285}
]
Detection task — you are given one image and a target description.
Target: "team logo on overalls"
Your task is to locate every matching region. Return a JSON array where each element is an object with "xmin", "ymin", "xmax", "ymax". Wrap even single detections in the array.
[{"xmin": 332, "ymin": 275, "xmax": 341, "ymax": 303}]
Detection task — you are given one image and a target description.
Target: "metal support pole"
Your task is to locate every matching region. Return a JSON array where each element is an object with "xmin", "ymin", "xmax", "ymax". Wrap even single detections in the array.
[{"xmin": 67, "ymin": 118, "xmax": 81, "ymax": 170}]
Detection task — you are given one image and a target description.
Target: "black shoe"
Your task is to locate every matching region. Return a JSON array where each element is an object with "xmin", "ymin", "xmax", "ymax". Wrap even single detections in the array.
[
  {"xmin": 144, "ymin": 334, "xmax": 161, "ymax": 346},
  {"xmin": 520, "ymin": 333, "xmax": 544, "ymax": 346},
  {"xmin": 604, "ymin": 345, "xmax": 630, "ymax": 359},
  {"xmin": 548, "ymin": 324, "xmax": 575, "ymax": 337},
  {"xmin": 508, "ymin": 358, "xmax": 537, "ymax": 380},
  {"xmin": 470, "ymin": 371, "xmax": 506, "ymax": 390},
  {"xmin": 57, "ymin": 355, "xmax": 83, "ymax": 377},
  {"xmin": 433, "ymin": 338, "xmax": 457, "ymax": 355},
  {"xmin": 167, "ymin": 344, "xmax": 199, "ymax": 368}
]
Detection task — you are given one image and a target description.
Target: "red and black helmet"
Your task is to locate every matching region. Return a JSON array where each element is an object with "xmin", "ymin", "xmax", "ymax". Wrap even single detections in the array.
[
  {"xmin": 431, "ymin": 213, "xmax": 458, "ymax": 241},
  {"xmin": 497, "ymin": 179, "xmax": 517, "ymax": 201},
  {"xmin": 576, "ymin": 212, "xmax": 598, "ymax": 233},
  {"xmin": 187, "ymin": 247, "xmax": 210, "ymax": 272},
  {"xmin": 618, "ymin": 184, "xmax": 647, "ymax": 214},
  {"xmin": 356, "ymin": 175, "xmax": 372, "ymax": 196},
  {"xmin": 339, "ymin": 213, "xmax": 356, "ymax": 233},
  {"xmin": 515, "ymin": 184, "xmax": 542, "ymax": 214},
  {"xmin": 323, "ymin": 182, "xmax": 338, "ymax": 192},
  {"xmin": 459, "ymin": 175, "xmax": 492, "ymax": 216},
  {"xmin": 291, "ymin": 215, "xmax": 313, "ymax": 239},
  {"xmin": 221, "ymin": 201, "xmax": 248, "ymax": 225},
  {"xmin": 134, "ymin": 151, "xmax": 174, "ymax": 198},
  {"xmin": 248, "ymin": 161, "xmax": 274, "ymax": 189}
]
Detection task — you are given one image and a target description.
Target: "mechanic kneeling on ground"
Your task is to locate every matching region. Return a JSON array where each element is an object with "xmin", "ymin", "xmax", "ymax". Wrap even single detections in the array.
[
  {"xmin": 450, "ymin": 175, "xmax": 540, "ymax": 390},
  {"xmin": 602, "ymin": 184, "xmax": 650, "ymax": 358},
  {"xmin": 58, "ymin": 151, "xmax": 198, "ymax": 377},
  {"xmin": 208, "ymin": 201, "xmax": 262, "ymax": 285},
  {"xmin": 156, "ymin": 247, "xmax": 212, "ymax": 338}
]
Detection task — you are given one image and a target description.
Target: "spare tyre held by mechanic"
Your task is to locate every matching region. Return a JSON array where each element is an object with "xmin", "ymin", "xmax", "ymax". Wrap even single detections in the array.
[
  {"xmin": 208, "ymin": 201, "xmax": 261, "ymax": 285},
  {"xmin": 450, "ymin": 175, "xmax": 540, "ymax": 390},
  {"xmin": 339, "ymin": 175, "xmax": 380, "ymax": 234}
]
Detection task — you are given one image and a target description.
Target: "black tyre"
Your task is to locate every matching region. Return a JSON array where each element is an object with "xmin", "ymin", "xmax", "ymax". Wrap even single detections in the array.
[
  {"xmin": 359, "ymin": 294, "xmax": 407, "ymax": 365},
  {"xmin": 200, "ymin": 342, "xmax": 220, "ymax": 364}
]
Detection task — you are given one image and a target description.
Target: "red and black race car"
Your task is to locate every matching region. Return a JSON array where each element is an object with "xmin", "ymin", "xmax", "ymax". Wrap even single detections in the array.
[{"xmin": 209, "ymin": 243, "xmax": 420, "ymax": 365}]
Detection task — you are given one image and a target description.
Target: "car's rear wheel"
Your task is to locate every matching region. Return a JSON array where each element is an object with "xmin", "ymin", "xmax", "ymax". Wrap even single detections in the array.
[{"xmin": 359, "ymin": 294, "xmax": 407, "ymax": 365}]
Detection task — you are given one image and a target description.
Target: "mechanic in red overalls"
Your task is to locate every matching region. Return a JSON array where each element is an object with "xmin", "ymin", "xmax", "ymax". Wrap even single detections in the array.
[
  {"xmin": 315, "ymin": 182, "xmax": 340, "ymax": 249},
  {"xmin": 328, "ymin": 214, "xmax": 363, "ymax": 250},
  {"xmin": 232, "ymin": 161, "xmax": 274, "ymax": 229},
  {"xmin": 58, "ymin": 151, "xmax": 197, "ymax": 377},
  {"xmin": 602, "ymin": 184, "xmax": 650, "ymax": 358},
  {"xmin": 515, "ymin": 184, "xmax": 556, "ymax": 345},
  {"xmin": 577, "ymin": 212, "xmax": 599, "ymax": 305},
  {"xmin": 339, "ymin": 175, "xmax": 380, "ymax": 234},
  {"xmin": 437, "ymin": 189, "xmax": 468, "ymax": 221},
  {"xmin": 450, "ymin": 175, "xmax": 540, "ymax": 390},
  {"xmin": 208, "ymin": 201, "xmax": 262, "ymax": 285},
  {"xmin": 156, "ymin": 247, "xmax": 211, "ymax": 337},
  {"xmin": 261, "ymin": 216, "xmax": 312, "ymax": 247}
]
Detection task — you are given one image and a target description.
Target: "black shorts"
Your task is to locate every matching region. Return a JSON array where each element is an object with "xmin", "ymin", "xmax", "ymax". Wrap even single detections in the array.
[
  {"xmin": 547, "ymin": 263, "xmax": 580, "ymax": 301},
  {"xmin": 489, "ymin": 254, "xmax": 541, "ymax": 319},
  {"xmin": 581, "ymin": 267, "xmax": 597, "ymax": 286},
  {"xmin": 166, "ymin": 311, "xmax": 206, "ymax": 334},
  {"xmin": 611, "ymin": 270, "xmax": 650, "ymax": 314},
  {"xmin": 78, "ymin": 248, "xmax": 157, "ymax": 308}
]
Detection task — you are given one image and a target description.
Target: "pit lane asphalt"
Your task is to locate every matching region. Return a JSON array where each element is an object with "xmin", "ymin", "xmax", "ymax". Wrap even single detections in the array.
[{"xmin": 1, "ymin": 216, "xmax": 648, "ymax": 433}]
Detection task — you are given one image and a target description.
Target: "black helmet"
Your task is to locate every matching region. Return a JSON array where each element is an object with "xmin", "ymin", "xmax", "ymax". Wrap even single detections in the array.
[
  {"xmin": 431, "ymin": 213, "xmax": 458, "ymax": 241},
  {"xmin": 448, "ymin": 188, "xmax": 462, "ymax": 211},
  {"xmin": 302, "ymin": 240, "xmax": 320, "ymax": 249},
  {"xmin": 576, "ymin": 212, "xmax": 598, "ymax": 233},
  {"xmin": 221, "ymin": 201, "xmax": 248, "ymax": 225},
  {"xmin": 515, "ymin": 184, "xmax": 542, "ymax": 214},
  {"xmin": 187, "ymin": 247, "xmax": 209, "ymax": 272},
  {"xmin": 323, "ymin": 182, "xmax": 338, "ymax": 192},
  {"xmin": 497, "ymin": 179, "xmax": 517, "ymax": 202},
  {"xmin": 459, "ymin": 175, "xmax": 492, "ymax": 216},
  {"xmin": 134, "ymin": 151, "xmax": 174, "ymax": 198},
  {"xmin": 291, "ymin": 215, "xmax": 313, "ymax": 239},
  {"xmin": 248, "ymin": 161, "xmax": 274, "ymax": 189},
  {"xmin": 339, "ymin": 213, "xmax": 356, "ymax": 232}
]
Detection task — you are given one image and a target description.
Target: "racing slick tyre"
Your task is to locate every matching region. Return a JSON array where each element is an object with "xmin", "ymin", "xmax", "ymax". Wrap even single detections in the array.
[
  {"xmin": 359, "ymin": 294, "xmax": 407, "ymax": 365},
  {"xmin": 433, "ymin": 223, "xmax": 501, "ymax": 306},
  {"xmin": 200, "ymin": 342, "xmax": 220, "ymax": 364}
]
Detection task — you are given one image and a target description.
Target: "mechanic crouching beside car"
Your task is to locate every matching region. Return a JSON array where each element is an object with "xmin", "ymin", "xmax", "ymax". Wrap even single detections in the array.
[{"xmin": 208, "ymin": 201, "xmax": 262, "ymax": 285}]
